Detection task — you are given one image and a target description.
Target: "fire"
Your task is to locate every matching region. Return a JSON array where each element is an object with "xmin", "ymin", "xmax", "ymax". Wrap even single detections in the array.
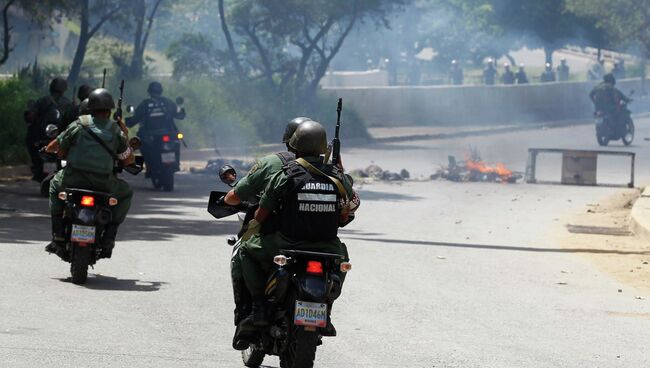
[{"xmin": 465, "ymin": 158, "xmax": 513, "ymax": 181}]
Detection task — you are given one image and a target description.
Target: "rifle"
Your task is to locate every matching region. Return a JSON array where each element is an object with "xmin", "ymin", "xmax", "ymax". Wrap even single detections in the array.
[
  {"xmin": 101, "ymin": 68, "xmax": 107, "ymax": 88},
  {"xmin": 331, "ymin": 98, "xmax": 343, "ymax": 167},
  {"xmin": 114, "ymin": 79, "xmax": 125, "ymax": 122}
]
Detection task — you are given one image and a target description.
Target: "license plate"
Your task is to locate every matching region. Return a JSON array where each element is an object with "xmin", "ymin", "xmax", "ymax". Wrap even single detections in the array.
[
  {"xmin": 161, "ymin": 152, "xmax": 176, "ymax": 163},
  {"xmin": 71, "ymin": 224, "xmax": 95, "ymax": 244},
  {"xmin": 294, "ymin": 301, "xmax": 327, "ymax": 328}
]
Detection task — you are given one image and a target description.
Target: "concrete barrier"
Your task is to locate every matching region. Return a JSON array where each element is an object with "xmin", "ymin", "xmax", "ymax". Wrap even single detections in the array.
[
  {"xmin": 320, "ymin": 69, "xmax": 389, "ymax": 88},
  {"xmin": 324, "ymin": 78, "xmax": 646, "ymax": 127}
]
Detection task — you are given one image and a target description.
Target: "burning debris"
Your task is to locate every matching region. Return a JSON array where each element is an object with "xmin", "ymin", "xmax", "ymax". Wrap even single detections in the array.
[
  {"xmin": 350, "ymin": 165, "xmax": 410, "ymax": 181},
  {"xmin": 190, "ymin": 159, "xmax": 255, "ymax": 175},
  {"xmin": 431, "ymin": 151, "xmax": 522, "ymax": 183}
]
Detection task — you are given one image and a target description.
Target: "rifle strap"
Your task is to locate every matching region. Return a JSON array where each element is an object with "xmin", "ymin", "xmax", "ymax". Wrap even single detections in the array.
[
  {"xmin": 295, "ymin": 158, "xmax": 348, "ymax": 202},
  {"xmin": 78, "ymin": 116, "xmax": 118, "ymax": 161}
]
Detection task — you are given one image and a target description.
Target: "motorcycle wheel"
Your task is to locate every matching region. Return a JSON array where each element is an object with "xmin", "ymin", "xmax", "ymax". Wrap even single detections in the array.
[
  {"xmin": 70, "ymin": 244, "xmax": 91, "ymax": 285},
  {"xmin": 242, "ymin": 345, "xmax": 265, "ymax": 367},
  {"xmin": 596, "ymin": 134, "xmax": 609, "ymax": 146},
  {"xmin": 280, "ymin": 320, "xmax": 318, "ymax": 368},
  {"xmin": 623, "ymin": 121, "xmax": 634, "ymax": 146},
  {"xmin": 161, "ymin": 167, "xmax": 174, "ymax": 192}
]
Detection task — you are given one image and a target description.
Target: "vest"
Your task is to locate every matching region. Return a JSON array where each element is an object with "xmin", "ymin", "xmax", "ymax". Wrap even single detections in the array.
[
  {"xmin": 66, "ymin": 116, "xmax": 117, "ymax": 175},
  {"xmin": 279, "ymin": 161, "xmax": 341, "ymax": 242},
  {"xmin": 143, "ymin": 98, "xmax": 172, "ymax": 135}
]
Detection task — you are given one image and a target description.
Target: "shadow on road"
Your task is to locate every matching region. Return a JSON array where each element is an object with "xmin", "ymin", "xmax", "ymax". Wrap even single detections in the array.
[
  {"xmin": 55, "ymin": 274, "xmax": 167, "ymax": 292},
  {"xmin": 0, "ymin": 173, "xmax": 238, "ymax": 243},
  {"xmin": 347, "ymin": 237, "xmax": 650, "ymax": 255}
]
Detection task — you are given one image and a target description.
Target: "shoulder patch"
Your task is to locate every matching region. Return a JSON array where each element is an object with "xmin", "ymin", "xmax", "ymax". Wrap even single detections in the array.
[{"xmin": 248, "ymin": 163, "xmax": 260, "ymax": 175}]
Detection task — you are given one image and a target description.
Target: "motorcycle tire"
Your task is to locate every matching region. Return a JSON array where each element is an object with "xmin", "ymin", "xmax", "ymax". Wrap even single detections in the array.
[
  {"xmin": 596, "ymin": 134, "xmax": 609, "ymax": 146},
  {"xmin": 70, "ymin": 244, "xmax": 91, "ymax": 285},
  {"xmin": 242, "ymin": 345, "xmax": 265, "ymax": 367},
  {"xmin": 151, "ymin": 175, "xmax": 163, "ymax": 189},
  {"xmin": 280, "ymin": 320, "xmax": 318, "ymax": 368},
  {"xmin": 623, "ymin": 121, "xmax": 634, "ymax": 146},
  {"xmin": 161, "ymin": 167, "xmax": 174, "ymax": 192}
]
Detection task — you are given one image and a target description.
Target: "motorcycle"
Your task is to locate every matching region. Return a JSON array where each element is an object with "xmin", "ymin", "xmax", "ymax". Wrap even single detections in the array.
[
  {"xmin": 52, "ymin": 137, "xmax": 143, "ymax": 285},
  {"xmin": 133, "ymin": 97, "xmax": 186, "ymax": 192},
  {"xmin": 207, "ymin": 166, "xmax": 351, "ymax": 368},
  {"xmin": 595, "ymin": 91, "xmax": 635, "ymax": 146}
]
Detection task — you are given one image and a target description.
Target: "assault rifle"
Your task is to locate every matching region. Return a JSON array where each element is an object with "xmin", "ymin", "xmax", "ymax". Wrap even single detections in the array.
[
  {"xmin": 114, "ymin": 79, "xmax": 125, "ymax": 122},
  {"xmin": 331, "ymin": 98, "xmax": 343, "ymax": 167},
  {"xmin": 101, "ymin": 68, "xmax": 107, "ymax": 88}
]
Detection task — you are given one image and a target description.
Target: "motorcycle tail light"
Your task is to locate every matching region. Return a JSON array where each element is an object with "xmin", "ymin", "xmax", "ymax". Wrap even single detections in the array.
[
  {"xmin": 340, "ymin": 262, "xmax": 352, "ymax": 273},
  {"xmin": 273, "ymin": 255, "xmax": 288, "ymax": 266},
  {"xmin": 162, "ymin": 135, "xmax": 170, "ymax": 143},
  {"xmin": 108, "ymin": 197, "xmax": 118, "ymax": 206},
  {"xmin": 177, "ymin": 133, "xmax": 184, "ymax": 140},
  {"xmin": 58, "ymin": 192, "xmax": 67, "ymax": 200},
  {"xmin": 306, "ymin": 260, "xmax": 323, "ymax": 275},
  {"xmin": 80, "ymin": 196, "xmax": 95, "ymax": 207}
]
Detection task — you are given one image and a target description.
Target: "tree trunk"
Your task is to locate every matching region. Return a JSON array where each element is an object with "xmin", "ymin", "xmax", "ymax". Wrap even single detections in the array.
[
  {"xmin": 68, "ymin": 0, "xmax": 90, "ymax": 85},
  {"xmin": 1, "ymin": 0, "xmax": 16, "ymax": 66},
  {"xmin": 130, "ymin": 0, "xmax": 146, "ymax": 79},
  {"xmin": 505, "ymin": 53, "xmax": 516, "ymax": 67},
  {"xmin": 218, "ymin": 0, "xmax": 244, "ymax": 80},
  {"xmin": 544, "ymin": 46, "xmax": 554, "ymax": 65}
]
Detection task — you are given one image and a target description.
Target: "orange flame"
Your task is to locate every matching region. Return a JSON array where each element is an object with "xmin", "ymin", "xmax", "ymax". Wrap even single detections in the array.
[{"xmin": 466, "ymin": 159, "xmax": 513, "ymax": 180}]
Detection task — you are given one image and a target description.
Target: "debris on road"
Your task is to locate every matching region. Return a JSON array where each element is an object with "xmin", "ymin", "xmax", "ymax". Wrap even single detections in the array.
[
  {"xmin": 349, "ymin": 165, "xmax": 410, "ymax": 181},
  {"xmin": 190, "ymin": 159, "xmax": 254, "ymax": 175},
  {"xmin": 431, "ymin": 151, "xmax": 522, "ymax": 183},
  {"xmin": 635, "ymin": 296, "xmax": 646, "ymax": 300}
]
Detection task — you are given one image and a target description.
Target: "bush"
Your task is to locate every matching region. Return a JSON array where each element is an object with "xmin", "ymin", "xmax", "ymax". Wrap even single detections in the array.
[{"xmin": 0, "ymin": 78, "xmax": 38, "ymax": 164}]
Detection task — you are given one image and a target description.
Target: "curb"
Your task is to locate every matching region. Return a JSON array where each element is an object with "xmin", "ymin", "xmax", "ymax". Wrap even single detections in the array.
[
  {"xmin": 0, "ymin": 165, "xmax": 31, "ymax": 180},
  {"xmin": 631, "ymin": 187, "xmax": 650, "ymax": 242}
]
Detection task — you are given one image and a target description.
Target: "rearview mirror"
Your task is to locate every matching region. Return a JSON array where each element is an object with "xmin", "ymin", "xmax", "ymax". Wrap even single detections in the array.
[
  {"xmin": 176, "ymin": 97, "xmax": 184, "ymax": 106},
  {"xmin": 126, "ymin": 105, "xmax": 135, "ymax": 114},
  {"xmin": 219, "ymin": 165, "xmax": 237, "ymax": 186},
  {"xmin": 45, "ymin": 124, "xmax": 59, "ymax": 138}
]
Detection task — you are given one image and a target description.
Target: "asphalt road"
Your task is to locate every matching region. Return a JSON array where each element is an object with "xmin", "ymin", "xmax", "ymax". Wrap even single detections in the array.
[{"xmin": 2, "ymin": 119, "xmax": 650, "ymax": 367}]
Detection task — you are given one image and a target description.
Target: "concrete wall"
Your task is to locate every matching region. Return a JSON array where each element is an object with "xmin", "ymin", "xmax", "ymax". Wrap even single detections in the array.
[
  {"xmin": 323, "ymin": 78, "xmax": 646, "ymax": 127},
  {"xmin": 320, "ymin": 69, "xmax": 389, "ymax": 88}
]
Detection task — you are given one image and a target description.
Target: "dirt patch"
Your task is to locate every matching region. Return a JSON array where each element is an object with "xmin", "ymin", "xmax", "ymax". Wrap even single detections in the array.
[{"xmin": 559, "ymin": 189, "xmax": 650, "ymax": 295}]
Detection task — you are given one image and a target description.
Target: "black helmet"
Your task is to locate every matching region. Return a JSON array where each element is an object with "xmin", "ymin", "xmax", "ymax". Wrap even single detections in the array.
[
  {"xmin": 87, "ymin": 88, "xmax": 116, "ymax": 110},
  {"xmin": 79, "ymin": 98, "xmax": 90, "ymax": 115},
  {"xmin": 282, "ymin": 117, "xmax": 312, "ymax": 143},
  {"xmin": 289, "ymin": 120, "xmax": 328, "ymax": 156},
  {"xmin": 148, "ymin": 81, "xmax": 163, "ymax": 95},
  {"xmin": 604, "ymin": 73, "xmax": 616, "ymax": 85},
  {"xmin": 49, "ymin": 77, "xmax": 68, "ymax": 94},
  {"xmin": 77, "ymin": 84, "xmax": 93, "ymax": 101}
]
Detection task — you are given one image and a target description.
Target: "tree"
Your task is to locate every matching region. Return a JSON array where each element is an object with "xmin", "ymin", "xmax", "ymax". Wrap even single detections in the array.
[
  {"xmin": 566, "ymin": 0, "xmax": 650, "ymax": 57},
  {"xmin": 67, "ymin": 0, "xmax": 124, "ymax": 84},
  {"xmin": 0, "ymin": 0, "xmax": 16, "ymax": 66},
  {"xmin": 127, "ymin": 0, "xmax": 164, "ymax": 79}
]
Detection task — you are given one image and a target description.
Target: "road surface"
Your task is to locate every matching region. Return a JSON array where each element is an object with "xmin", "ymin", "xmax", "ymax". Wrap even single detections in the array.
[{"xmin": 1, "ymin": 119, "xmax": 649, "ymax": 367}]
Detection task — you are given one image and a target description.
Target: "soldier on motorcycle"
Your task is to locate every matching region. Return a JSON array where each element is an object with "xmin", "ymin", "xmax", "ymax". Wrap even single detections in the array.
[
  {"xmin": 221, "ymin": 117, "xmax": 312, "ymax": 333},
  {"xmin": 25, "ymin": 78, "xmax": 74, "ymax": 181},
  {"xmin": 233, "ymin": 121, "xmax": 360, "ymax": 349},
  {"xmin": 43, "ymin": 89, "xmax": 135, "ymax": 260},
  {"xmin": 590, "ymin": 73, "xmax": 630, "ymax": 128},
  {"xmin": 126, "ymin": 81, "xmax": 185, "ymax": 177}
]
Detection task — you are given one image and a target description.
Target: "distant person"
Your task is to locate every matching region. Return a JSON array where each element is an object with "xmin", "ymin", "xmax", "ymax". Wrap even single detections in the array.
[
  {"xmin": 612, "ymin": 60, "xmax": 626, "ymax": 80},
  {"xmin": 515, "ymin": 64, "xmax": 529, "ymax": 84},
  {"xmin": 483, "ymin": 59, "xmax": 497, "ymax": 86},
  {"xmin": 70, "ymin": 84, "xmax": 94, "ymax": 123},
  {"xmin": 449, "ymin": 60, "xmax": 464, "ymax": 85},
  {"xmin": 557, "ymin": 58, "xmax": 570, "ymax": 82},
  {"xmin": 501, "ymin": 63, "xmax": 515, "ymax": 85},
  {"xmin": 383, "ymin": 58, "xmax": 397, "ymax": 86},
  {"xmin": 590, "ymin": 73, "xmax": 630, "ymax": 128},
  {"xmin": 25, "ymin": 77, "xmax": 74, "ymax": 181},
  {"xmin": 540, "ymin": 63, "xmax": 556, "ymax": 83},
  {"xmin": 588, "ymin": 59, "xmax": 605, "ymax": 81}
]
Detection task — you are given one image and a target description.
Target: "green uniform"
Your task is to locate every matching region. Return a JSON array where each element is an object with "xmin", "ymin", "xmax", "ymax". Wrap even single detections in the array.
[
  {"xmin": 49, "ymin": 116, "xmax": 133, "ymax": 224},
  {"xmin": 231, "ymin": 153, "xmax": 293, "ymax": 282},
  {"xmin": 239, "ymin": 156, "xmax": 353, "ymax": 298}
]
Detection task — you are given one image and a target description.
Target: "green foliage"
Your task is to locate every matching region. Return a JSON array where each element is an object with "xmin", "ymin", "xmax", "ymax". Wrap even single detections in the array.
[{"xmin": 0, "ymin": 78, "xmax": 38, "ymax": 164}]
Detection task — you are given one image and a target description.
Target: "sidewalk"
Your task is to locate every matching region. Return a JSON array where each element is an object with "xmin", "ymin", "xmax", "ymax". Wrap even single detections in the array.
[{"xmin": 631, "ymin": 187, "xmax": 650, "ymax": 242}]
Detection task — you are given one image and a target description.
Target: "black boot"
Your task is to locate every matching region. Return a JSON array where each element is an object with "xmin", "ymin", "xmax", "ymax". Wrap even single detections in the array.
[
  {"xmin": 321, "ymin": 303, "xmax": 337, "ymax": 337},
  {"xmin": 233, "ymin": 279, "xmax": 252, "ymax": 326},
  {"xmin": 100, "ymin": 223, "xmax": 119, "ymax": 259},
  {"xmin": 45, "ymin": 215, "xmax": 66, "ymax": 256}
]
